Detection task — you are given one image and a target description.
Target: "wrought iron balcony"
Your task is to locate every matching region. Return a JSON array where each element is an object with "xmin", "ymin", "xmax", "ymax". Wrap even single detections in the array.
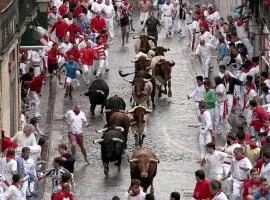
[
  {"xmin": 17, "ymin": 0, "xmax": 38, "ymax": 29},
  {"xmin": 0, "ymin": 0, "xmax": 17, "ymax": 55}
]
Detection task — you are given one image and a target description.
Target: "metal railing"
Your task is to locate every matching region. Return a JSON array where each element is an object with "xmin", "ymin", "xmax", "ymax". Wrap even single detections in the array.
[{"xmin": 0, "ymin": 0, "xmax": 17, "ymax": 54}]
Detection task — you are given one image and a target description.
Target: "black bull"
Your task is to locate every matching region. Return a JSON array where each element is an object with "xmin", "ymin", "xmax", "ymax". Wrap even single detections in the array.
[
  {"xmin": 93, "ymin": 129, "xmax": 125, "ymax": 176},
  {"xmin": 104, "ymin": 95, "xmax": 126, "ymax": 124},
  {"xmin": 84, "ymin": 79, "xmax": 109, "ymax": 116}
]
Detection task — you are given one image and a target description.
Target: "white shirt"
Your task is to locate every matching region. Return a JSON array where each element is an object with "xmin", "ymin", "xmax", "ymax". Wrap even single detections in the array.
[
  {"xmin": 161, "ymin": 3, "xmax": 174, "ymax": 16},
  {"xmin": 200, "ymin": 31, "xmax": 215, "ymax": 44},
  {"xmin": 191, "ymin": 20, "xmax": 200, "ymax": 32},
  {"xmin": 64, "ymin": 18, "xmax": 74, "ymax": 25},
  {"xmin": 230, "ymin": 157, "xmax": 252, "ymax": 180},
  {"xmin": 0, "ymin": 157, "xmax": 17, "ymax": 184},
  {"xmin": 123, "ymin": 192, "xmax": 146, "ymax": 200},
  {"xmin": 205, "ymin": 151, "xmax": 227, "ymax": 177},
  {"xmin": 198, "ymin": 110, "xmax": 212, "ymax": 131},
  {"xmin": 212, "ymin": 192, "xmax": 228, "ymax": 200},
  {"xmin": 91, "ymin": 2, "xmax": 105, "ymax": 14},
  {"xmin": 265, "ymin": 79, "xmax": 270, "ymax": 89},
  {"xmin": 260, "ymin": 162, "xmax": 270, "ymax": 185},
  {"xmin": 12, "ymin": 132, "xmax": 37, "ymax": 148},
  {"xmin": 215, "ymin": 84, "xmax": 227, "ymax": 102},
  {"xmin": 59, "ymin": 42, "xmax": 73, "ymax": 55},
  {"xmin": 103, "ymin": 4, "xmax": 114, "ymax": 19},
  {"xmin": 195, "ymin": 43, "xmax": 215, "ymax": 59},
  {"xmin": 247, "ymin": 89, "xmax": 257, "ymax": 102},
  {"xmin": 4, "ymin": 185, "xmax": 22, "ymax": 200},
  {"xmin": 223, "ymin": 143, "xmax": 241, "ymax": 164},
  {"xmin": 64, "ymin": 110, "xmax": 87, "ymax": 133},
  {"xmin": 23, "ymin": 157, "xmax": 36, "ymax": 180},
  {"xmin": 189, "ymin": 84, "xmax": 205, "ymax": 102},
  {"xmin": 19, "ymin": 63, "xmax": 26, "ymax": 75}
]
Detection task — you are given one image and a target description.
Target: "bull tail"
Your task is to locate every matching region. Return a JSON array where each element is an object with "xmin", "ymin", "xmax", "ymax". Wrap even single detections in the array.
[{"xmin": 119, "ymin": 70, "xmax": 135, "ymax": 77}]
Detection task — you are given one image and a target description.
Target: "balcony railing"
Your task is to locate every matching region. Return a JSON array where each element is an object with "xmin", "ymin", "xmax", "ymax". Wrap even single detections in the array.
[
  {"xmin": 18, "ymin": 0, "xmax": 38, "ymax": 28},
  {"xmin": 0, "ymin": 0, "xmax": 17, "ymax": 54}
]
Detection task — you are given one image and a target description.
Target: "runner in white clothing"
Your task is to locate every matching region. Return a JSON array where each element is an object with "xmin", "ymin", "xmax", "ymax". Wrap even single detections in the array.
[
  {"xmin": 202, "ymin": 142, "xmax": 228, "ymax": 181},
  {"xmin": 188, "ymin": 75, "xmax": 205, "ymax": 102},
  {"xmin": 103, "ymin": 0, "xmax": 115, "ymax": 39},
  {"xmin": 195, "ymin": 39, "xmax": 216, "ymax": 79},
  {"xmin": 63, "ymin": 104, "xmax": 89, "ymax": 164},
  {"xmin": 210, "ymin": 180, "xmax": 228, "ymax": 200},
  {"xmin": 161, "ymin": 0, "xmax": 175, "ymax": 37}
]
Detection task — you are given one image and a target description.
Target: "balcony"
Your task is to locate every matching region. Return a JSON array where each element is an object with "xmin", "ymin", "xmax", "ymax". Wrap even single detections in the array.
[
  {"xmin": 17, "ymin": 0, "xmax": 38, "ymax": 33},
  {"xmin": 0, "ymin": 0, "xmax": 17, "ymax": 55}
]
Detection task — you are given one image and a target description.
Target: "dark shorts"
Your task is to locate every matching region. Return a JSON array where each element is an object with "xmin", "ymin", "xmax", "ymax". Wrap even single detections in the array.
[
  {"xmin": 120, "ymin": 15, "xmax": 129, "ymax": 27},
  {"xmin": 68, "ymin": 132, "xmax": 84, "ymax": 147},
  {"xmin": 48, "ymin": 63, "xmax": 58, "ymax": 74}
]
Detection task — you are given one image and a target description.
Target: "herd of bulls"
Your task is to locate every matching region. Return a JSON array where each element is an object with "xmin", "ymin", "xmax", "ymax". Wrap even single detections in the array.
[{"xmin": 83, "ymin": 35, "xmax": 175, "ymax": 194}]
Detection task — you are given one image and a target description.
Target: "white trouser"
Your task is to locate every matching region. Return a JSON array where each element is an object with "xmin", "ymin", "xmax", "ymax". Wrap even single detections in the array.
[
  {"xmin": 95, "ymin": 59, "xmax": 105, "ymax": 77},
  {"xmin": 191, "ymin": 32, "xmax": 200, "ymax": 52},
  {"xmin": 227, "ymin": 94, "xmax": 234, "ymax": 117},
  {"xmin": 201, "ymin": 56, "xmax": 211, "ymax": 78},
  {"xmin": 215, "ymin": 101, "xmax": 231, "ymax": 138},
  {"xmin": 21, "ymin": 180, "xmax": 35, "ymax": 200},
  {"xmin": 164, "ymin": 16, "xmax": 173, "ymax": 32},
  {"xmin": 231, "ymin": 178, "xmax": 243, "ymax": 200},
  {"xmin": 105, "ymin": 18, "xmax": 114, "ymax": 38},
  {"xmin": 140, "ymin": 11, "xmax": 149, "ymax": 26},
  {"xmin": 199, "ymin": 129, "xmax": 212, "ymax": 159},
  {"xmin": 223, "ymin": 176, "xmax": 233, "ymax": 198},
  {"xmin": 207, "ymin": 108, "xmax": 215, "ymax": 132},
  {"xmin": 104, "ymin": 49, "xmax": 109, "ymax": 70},
  {"xmin": 29, "ymin": 91, "xmax": 40, "ymax": 117},
  {"xmin": 173, "ymin": 17, "xmax": 181, "ymax": 32},
  {"xmin": 240, "ymin": 37, "xmax": 254, "ymax": 59},
  {"xmin": 82, "ymin": 64, "xmax": 94, "ymax": 83}
]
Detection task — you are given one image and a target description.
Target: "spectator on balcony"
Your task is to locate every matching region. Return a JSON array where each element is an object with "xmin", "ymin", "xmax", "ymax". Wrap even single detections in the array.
[{"xmin": 50, "ymin": 16, "xmax": 69, "ymax": 43}]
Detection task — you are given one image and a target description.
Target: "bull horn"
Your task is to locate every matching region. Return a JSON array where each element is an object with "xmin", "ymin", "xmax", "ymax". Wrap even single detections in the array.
[
  {"xmin": 93, "ymin": 139, "xmax": 104, "ymax": 144},
  {"xmin": 118, "ymin": 109, "xmax": 125, "ymax": 112},
  {"xmin": 118, "ymin": 70, "xmax": 135, "ymax": 77},
  {"xmin": 149, "ymin": 158, "xmax": 159, "ymax": 163},
  {"xmin": 96, "ymin": 90, "xmax": 105, "ymax": 95},
  {"xmin": 112, "ymin": 138, "xmax": 124, "ymax": 143},
  {"xmin": 133, "ymin": 36, "xmax": 140, "ymax": 39},
  {"xmin": 144, "ymin": 108, "xmax": 152, "ymax": 113},
  {"xmin": 104, "ymin": 109, "xmax": 112, "ymax": 113},
  {"xmin": 114, "ymin": 126, "xmax": 124, "ymax": 132},
  {"xmin": 148, "ymin": 36, "xmax": 155, "ymax": 39},
  {"xmin": 95, "ymin": 127, "xmax": 109, "ymax": 133},
  {"xmin": 146, "ymin": 57, "xmax": 151, "ymax": 61},
  {"xmin": 128, "ymin": 105, "xmax": 144, "ymax": 113},
  {"xmin": 169, "ymin": 60, "xmax": 175, "ymax": 66},
  {"xmin": 130, "ymin": 121, "xmax": 137, "ymax": 126},
  {"xmin": 123, "ymin": 77, "xmax": 133, "ymax": 83},
  {"xmin": 129, "ymin": 158, "xmax": 139, "ymax": 163},
  {"xmin": 146, "ymin": 67, "xmax": 151, "ymax": 70},
  {"xmin": 143, "ymin": 78, "xmax": 151, "ymax": 82}
]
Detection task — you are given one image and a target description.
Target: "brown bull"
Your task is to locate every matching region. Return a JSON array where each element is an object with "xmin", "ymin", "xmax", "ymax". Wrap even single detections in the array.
[
  {"xmin": 131, "ymin": 78, "xmax": 153, "ymax": 107},
  {"xmin": 129, "ymin": 148, "xmax": 159, "ymax": 194},
  {"xmin": 108, "ymin": 112, "xmax": 130, "ymax": 148},
  {"xmin": 128, "ymin": 106, "xmax": 151, "ymax": 147},
  {"xmin": 134, "ymin": 56, "xmax": 151, "ymax": 72},
  {"xmin": 134, "ymin": 35, "xmax": 155, "ymax": 54},
  {"xmin": 152, "ymin": 59, "xmax": 175, "ymax": 97}
]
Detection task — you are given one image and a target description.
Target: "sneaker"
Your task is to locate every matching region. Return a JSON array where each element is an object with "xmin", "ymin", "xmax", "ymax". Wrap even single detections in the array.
[
  {"xmin": 105, "ymin": 69, "xmax": 109, "ymax": 72},
  {"xmin": 59, "ymin": 81, "xmax": 63, "ymax": 85},
  {"xmin": 85, "ymin": 158, "xmax": 90, "ymax": 165},
  {"xmin": 69, "ymin": 94, "xmax": 72, "ymax": 99},
  {"xmin": 64, "ymin": 93, "xmax": 68, "ymax": 98}
]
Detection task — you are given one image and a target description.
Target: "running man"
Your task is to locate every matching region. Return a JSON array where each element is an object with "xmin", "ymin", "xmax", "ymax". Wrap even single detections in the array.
[{"xmin": 63, "ymin": 104, "xmax": 89, "ymax": 164}]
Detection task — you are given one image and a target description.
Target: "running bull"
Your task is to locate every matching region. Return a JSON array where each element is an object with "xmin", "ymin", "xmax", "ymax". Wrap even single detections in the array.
[
  {"xmin": 104, "ymin": 95, "xmax": 126, "ymax": 124},
  {"xmin": 129, "ymin": 148, "xmax": 159, "ymax": 194},
  {"xmin": 83, "ymin": 79, "xmax": 109, "ymax": 116},
  {"xmin": 151, "ymin": 59, "xmax": 175, "ymax": 97},
  {"xmin": 134, "ymin": 35, "xmax": 155, "ymax": 54},
  {"xmin": 128, "ymin": 106, "xmax": 152, "ymax": 147},
  {"xmin": 94, "ymin": 127, "xmax": 125, "ymax": 176}
]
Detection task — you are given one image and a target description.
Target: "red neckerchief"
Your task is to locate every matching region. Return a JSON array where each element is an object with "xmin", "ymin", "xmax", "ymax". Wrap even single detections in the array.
[
  {"xmin": 249, "ymin": 143, "xmax": 258, "ymax": 149},
  {"xmin": 200, "ymin": 109, "xmax": 206, "ymax": 115},
  {"xmin": 73, "ymin": 110, "xmax": 80, "ymax": 115},
  {"xmin": 12, "ymin": 182, "xmax": 20, "ymax": 189},
  {"xmin": 243, "ymin": 65, "xmax": 253, "ymax": 73},
  {"xmin": 236, "ymin": 154, "xmax": 246, "ymax": 161}
]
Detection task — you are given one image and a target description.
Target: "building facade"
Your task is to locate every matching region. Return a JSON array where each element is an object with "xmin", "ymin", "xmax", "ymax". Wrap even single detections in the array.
[{"xmin": 0, "ymin": 0, "xmax": 38, "ymax": 136}]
